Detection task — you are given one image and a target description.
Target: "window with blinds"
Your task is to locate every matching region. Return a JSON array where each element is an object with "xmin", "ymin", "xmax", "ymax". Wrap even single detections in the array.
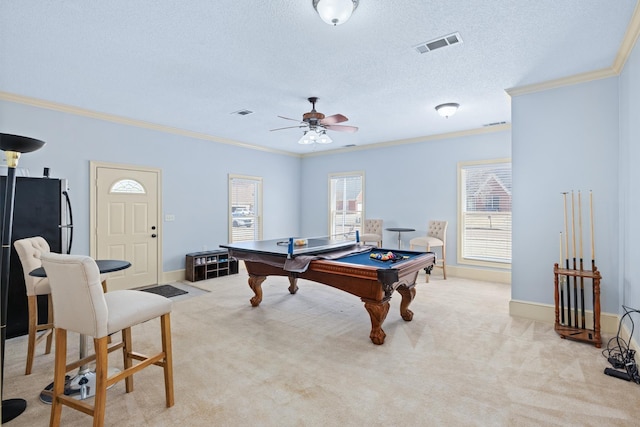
[
  {"xmin": 458, "ymin": 159, "xmax": 512, "ymax": 266},
  {"xmin": 329, "ymin": 172, "xmax": 364, "ymax": 240},
  {"xmin": 229, "ymin": 174, "xmax": 262, "ymax": 243}
]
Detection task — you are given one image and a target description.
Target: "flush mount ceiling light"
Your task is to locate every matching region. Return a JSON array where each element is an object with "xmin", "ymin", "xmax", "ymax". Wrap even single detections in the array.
[
  {"xmin": 312, "ymin": 0, "xmax": 359, "ymax": 26},
  {"xmin": 435, "ymin": 103, "xmax": 460, "ymax": 118}
]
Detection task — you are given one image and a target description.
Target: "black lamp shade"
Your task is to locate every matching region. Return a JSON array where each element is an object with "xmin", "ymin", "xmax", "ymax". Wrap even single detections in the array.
[{"xmin": 0, "ymin": 133, "xmax": 46, "ymax": 153}]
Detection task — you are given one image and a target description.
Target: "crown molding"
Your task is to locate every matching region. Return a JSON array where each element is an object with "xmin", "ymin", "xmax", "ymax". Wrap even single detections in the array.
[
  {"xmin": 505, "ymin": 67, "xmax": 618, "ymax": 97},
  {"xmin": 508, "ymin": 1, "xmax": 640, "ymax": 97},
  {"xmin": 1, "ymin": 90, "xmax": 509, "ymax": 158},
  {"xmin": 301, "ymin": 123, "xmax": 512, "ymax": 158},
  {"xmin": 0, "ymin": 91, "xmax": 301, "ymax": 158},
  {"xmin": 614, "ymin": 0, "xmax": 640, "ymax": 73}
]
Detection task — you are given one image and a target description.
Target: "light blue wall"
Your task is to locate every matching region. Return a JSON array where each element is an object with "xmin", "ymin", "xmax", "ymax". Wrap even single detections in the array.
[
  {"xmin": 0, "ymin": 101, "xmax": 301, "ymax": 272},
  {"xmin": 300, "ymin": 131, "xmax": 511, "ymax": 259},
  {"xmin": 620, "ymin": 33, "xmax": 640, "ymax": 315},
  {"xmin": 2, "ymin": 34, "xmax": 637, "ymax": 317},
  {"xmin": 511, "ymin": 78, "xmax": 620, "ymax": 313}
]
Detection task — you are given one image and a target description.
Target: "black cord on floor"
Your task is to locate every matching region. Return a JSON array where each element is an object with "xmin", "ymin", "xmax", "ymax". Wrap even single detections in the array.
[{"xmin": 602, "ymin": 305, "xmax": 640, "ymax": 384}]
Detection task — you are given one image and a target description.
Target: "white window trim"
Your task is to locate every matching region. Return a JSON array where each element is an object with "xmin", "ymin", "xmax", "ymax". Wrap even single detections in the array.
[
  {"xmin": 457, "ymin": 158, "xmax": 512, "ymax": 269},
  {"xmin": 228, "ymin": 174, "xmax": 263, "ymax": 242},
  {"xmin": 328, "ymin": 171, "xmax": 365, "ymax": 239}
]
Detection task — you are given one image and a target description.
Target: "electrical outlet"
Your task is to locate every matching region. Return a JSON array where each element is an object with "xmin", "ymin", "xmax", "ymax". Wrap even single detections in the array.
[{"xmin": 165, "ymin": 214, "xmax": 175, "ymax": 221}]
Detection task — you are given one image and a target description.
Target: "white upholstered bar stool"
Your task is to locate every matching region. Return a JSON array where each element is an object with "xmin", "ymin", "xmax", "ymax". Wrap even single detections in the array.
[
  {"xmin": 409, "ymin": 220, "xmax": 448, "ymax": 282},
  {"xmin": 360, "ymin": 219, "xmax": 383, "ymax": 247},
  {"xmin": 41, "ymin": 253, "xmax": 174, "ymax": 427},
  {"xmin": 14, "ymin": 236, "xmax": 53, "ymax": 375}
]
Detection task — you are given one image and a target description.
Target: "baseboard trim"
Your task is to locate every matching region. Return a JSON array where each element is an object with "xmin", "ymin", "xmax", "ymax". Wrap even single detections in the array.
[
  {"xmin": 446, "ymin": 265, "xmax": 511, "ymax": 284},
  {"xmin": 163, "ymin": 269, "xmax": 185, "ymax": 284},
  {"xmin": 509, "ymin": 300, "xmax": 639, "ymax": 353},
  {"xmin": 509, "ymin": 299, "xmax": 619, "ymax": 335}
]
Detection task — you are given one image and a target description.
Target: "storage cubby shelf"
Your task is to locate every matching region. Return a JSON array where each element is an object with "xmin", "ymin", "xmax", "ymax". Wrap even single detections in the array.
[{"xmin": 186, "ymin": 250, "xmax": 238, "ymax": 282}]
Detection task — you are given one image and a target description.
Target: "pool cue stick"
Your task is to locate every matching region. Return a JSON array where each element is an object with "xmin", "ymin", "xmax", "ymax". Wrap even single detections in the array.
[
  {"xmin": 590, "ymin": 191, "xmax": 596, "ymax": 329},
  {"xmin": 590, "ymin": 190, "xmax": 595, "ymax": 272},
  {"xmin": 562, "ymin": 192, "xmax": 571, "ymax": 326},
  {"xmin": 559, "ymin": 231, "xmax": 565, "ymax": 324},
  {"xmin": 578, "ymin": 190, "xmax": 585, "ymax": 329},
  {"xmin": 571, "ymin": 190, "xmax": 578, "ymax": 327}
]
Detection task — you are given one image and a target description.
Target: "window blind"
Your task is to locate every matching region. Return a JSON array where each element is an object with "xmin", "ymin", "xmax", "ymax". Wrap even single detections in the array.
[{"xmin": 460, "ymin": 161, "xmax": 512, "ymax": 264}]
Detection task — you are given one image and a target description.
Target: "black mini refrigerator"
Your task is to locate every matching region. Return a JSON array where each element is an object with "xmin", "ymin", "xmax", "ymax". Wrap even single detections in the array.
[{"xmin": 0, "ymin": 176, "xmax": 73, "ymax": 338}]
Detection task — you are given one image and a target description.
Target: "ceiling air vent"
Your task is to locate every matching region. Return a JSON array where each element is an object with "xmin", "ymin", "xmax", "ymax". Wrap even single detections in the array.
[
  {"xmin": 414, "ymin": 32, "xmax": 462, "ymax": 54},
  {"xmin": 231, "ymin": 109, "xmax": 253, "ymax": 116},
  {"xmin": 483, "ymin": 121, "xmax": 507, "ymax": 127}
]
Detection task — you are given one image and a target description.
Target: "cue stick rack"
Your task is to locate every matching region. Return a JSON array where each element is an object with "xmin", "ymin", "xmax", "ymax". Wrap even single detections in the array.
[
  {"xmin": 555, "ymin": 190, "xmax": 601, "ymax": 348},
  {"xmin": 553, "ymin": 263, "xmax": 602, "ymax": 347}
]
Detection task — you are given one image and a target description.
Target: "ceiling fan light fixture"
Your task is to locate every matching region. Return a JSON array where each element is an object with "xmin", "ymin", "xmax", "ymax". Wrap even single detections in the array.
[
  {"xmin": 317, "ymin": 130, "xmax": 333, "ymax": 144},
  {"xmin": 298, "ymin": 129, "xmax": 322, "ymax": 145},
  {"xmin": 435, "ymin": 103, "xmax": 459, "ymax": 118},
  {"xmin": 312, "ymin": 0, "xmax": 359, "ymax": 26},
  {"xmin": 298, "ymin": 131, "xmax": 312, "ymax": 145}
]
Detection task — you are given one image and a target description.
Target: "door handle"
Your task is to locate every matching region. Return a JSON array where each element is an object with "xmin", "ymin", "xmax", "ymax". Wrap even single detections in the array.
[{"xmin": 151, "ymin": 234, "xmax": 157, "ymax": 238}]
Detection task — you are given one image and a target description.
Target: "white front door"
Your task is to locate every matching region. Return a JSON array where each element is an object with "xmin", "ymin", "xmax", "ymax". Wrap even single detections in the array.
[{"xmin": 92, "ymin": 164, "xmax": 161, "ymax": 291}]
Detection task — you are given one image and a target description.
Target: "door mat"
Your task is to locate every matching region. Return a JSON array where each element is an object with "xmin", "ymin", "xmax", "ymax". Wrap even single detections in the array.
[{"xmin": 140, "ymin": 284, "xmax": 188, "ymax": 298}]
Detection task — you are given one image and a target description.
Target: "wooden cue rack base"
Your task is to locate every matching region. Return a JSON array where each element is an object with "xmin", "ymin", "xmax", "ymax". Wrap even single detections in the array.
[{"xmin": 553, "ymin": 263, "xmax": 601, "ymax": 348}]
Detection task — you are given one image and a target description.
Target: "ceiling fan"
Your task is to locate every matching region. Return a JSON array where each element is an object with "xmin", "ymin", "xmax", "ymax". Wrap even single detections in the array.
[{"xmin": 270, "ymin": 97, "xmax": 358, "ymax": 144}]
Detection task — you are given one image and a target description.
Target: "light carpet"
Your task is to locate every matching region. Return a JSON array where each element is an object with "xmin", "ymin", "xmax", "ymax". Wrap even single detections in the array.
[{"xmin": 3, "ymin": 271, "xmax": 639, "ymax": 426}]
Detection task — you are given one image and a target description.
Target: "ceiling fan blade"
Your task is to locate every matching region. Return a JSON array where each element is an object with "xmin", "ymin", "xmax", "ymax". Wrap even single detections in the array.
[
  {"xmin": 278, "ymin": 115, "xmax": 304, "ymax": 123},
  {"xmin": 325, "ymin": 124, "xmax": 358, "ymax": 133},
  {"xmin": 270, "ymin": 125, "xmax": 307, "ymax": 132},
  {"xmin": 321, "ymin": 114, "xmax": 348, "ymax": 125}
]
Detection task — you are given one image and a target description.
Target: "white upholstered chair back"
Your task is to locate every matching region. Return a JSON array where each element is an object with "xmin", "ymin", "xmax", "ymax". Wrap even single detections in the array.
[
  {"xmin": 364, "ymin": 219, "xmax": 383, "ymax": 236},
  {"xmin": 428, "ymin": 220, "xmax": 447, "ymax": 243},
  {"xmin": 409, "ymin": 220, "xmax": 448, "ymax": 282},
  {"xmin": 14, "ymin": 236, "xmax": 55, "ymax": 375},
  {"xmin": 14, "ymin": 236, "xmax": 51, "ymax": 297},
  {"xmin": 41, "ymin": 253, "xmax": 109, "ymax": 338},
  {"xmin": 361, "ymin": 219, "xmax": 383, "ymax": 247}
]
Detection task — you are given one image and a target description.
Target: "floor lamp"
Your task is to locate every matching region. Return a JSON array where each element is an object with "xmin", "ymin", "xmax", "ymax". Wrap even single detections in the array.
[{"xmin": 1, "ymin": 133, "xmax": 46, "ymax": 423}]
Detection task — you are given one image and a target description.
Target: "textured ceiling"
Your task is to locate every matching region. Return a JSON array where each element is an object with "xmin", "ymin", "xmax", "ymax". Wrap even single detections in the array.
[{"xmin": 0, "ymin": 1, "xmax": 637, "ymax": 155}]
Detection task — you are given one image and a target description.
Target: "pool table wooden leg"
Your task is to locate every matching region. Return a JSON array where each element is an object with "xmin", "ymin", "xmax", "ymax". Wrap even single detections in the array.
[
  {"xmin": 396, "ymin": 285, "xmax": 416, "ymax": 321},
  {"xmin": 287, "ymin": 276, "xmax": 299, "ymax": 294},
  {"xmin": 363, "ymin": 300, "xmax": 390, "ymax": 345},
  {"xmin": 248, "ymin": 275, "xmax": 267, "ymax": 306}
]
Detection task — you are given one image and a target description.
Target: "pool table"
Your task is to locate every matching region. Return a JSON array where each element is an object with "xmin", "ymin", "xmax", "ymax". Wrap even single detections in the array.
[{"xmin": 221, "ymin": 238, "xmax": 436, "ymax": 345}]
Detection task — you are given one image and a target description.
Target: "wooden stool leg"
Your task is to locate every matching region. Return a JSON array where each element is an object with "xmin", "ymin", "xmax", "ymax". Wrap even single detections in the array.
[
  {"xmin": 49, "ymin": 328, "xmax": 67, "ymax": 427},
  {"xmin": 25, "ymin": 295, "xmax": 37, "ymax": 375},
  {"xmin": 122, "ymin": 327, "xmax": 134, "ymax": 393},
  {"xmin": 93, "ymin": 337, "xmax": 109, "ymax": 427},
  {"xmin": 45, "ymin": 294, "xmax": 54, "ymax": 353},
  {"xmin": 161, "ymin": 314, "xmax": 175, "ymax": 407}
]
